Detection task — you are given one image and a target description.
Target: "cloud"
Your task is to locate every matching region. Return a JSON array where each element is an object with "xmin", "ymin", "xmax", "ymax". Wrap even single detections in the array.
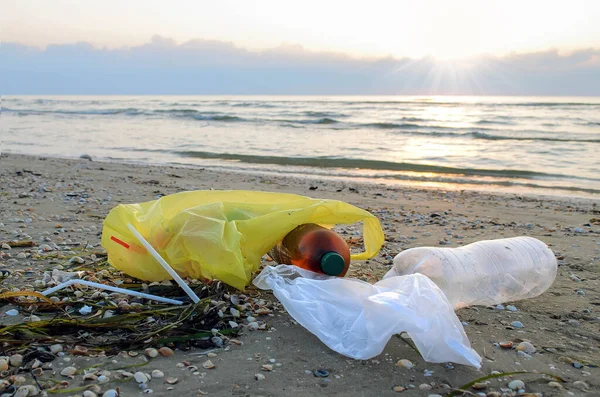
[{"xmin": 1, "ymin": 37, "xmax": 599, "ymax": 95}]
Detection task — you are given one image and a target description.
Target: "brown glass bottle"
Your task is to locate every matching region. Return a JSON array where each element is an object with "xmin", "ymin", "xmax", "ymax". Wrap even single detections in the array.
[{"xmin": 269, "ymin": 223, "xmax": 351, "ymax": 276}]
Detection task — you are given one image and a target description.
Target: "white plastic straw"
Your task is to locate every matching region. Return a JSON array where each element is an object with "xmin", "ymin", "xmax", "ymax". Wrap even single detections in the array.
[
  {"xmin": 127, "ymin": 223, "xmax": 201, "ymax": 304},
  {"xmin": 41, "ymin": 279, "xmax": 183, "ymax": 305}
]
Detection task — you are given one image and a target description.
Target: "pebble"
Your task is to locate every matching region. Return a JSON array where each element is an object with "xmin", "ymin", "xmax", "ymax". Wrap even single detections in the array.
[
  {"xmin": 83, "ymin": 391, "xmax": 98, "ymax": 397},
  {"xmin": 472, "ymin": 382, "xmax": 487, "ymax": 390},
  {"xmin": 102, "ymin": 391, "xmax": 118, "ymax": 397},
  {"xmin": 1, "ymin": 243, "xmax": 11, "ymax": 250},
  {"xmin": 573, "ymin": 380, "xmax": 589, "ymax": 391},
  {"xmin": 16, "ymin": 252, "xmax": 27, "ymax": 259},
  {"xmin": 97, "ymin": 375, "xmax": 109, "ymax": 383},
  {"xmin": 418, "ymin": 383, "xmax": 432, "ymax": 391},
  {"xmin": 508, "ymin": 380, "xmax": 525, "ymax": 390},
  {"xmin": 511, "ymin": 321, "xmax": 524, "ymax": 328},
  {"xmin": 396, "ymin": 359, "xmax": 414, "ymax": 369},
  {"xmin": 576, "ymin": 289, "xmax": 585, "ymax": 295},
  {"xmin": 392, "ymin": 386, "xmax": 405, "ymax": 392},
  {"xmin": 506, "ymin": 305, "xmax": 517, "ymax": 312},
  {"xmin": 202, "ymin": 359, "xmax": 215, "ymax": 369},
  {"xmin": 496, "ymin": 304, "xmax": 505, "ymax": 310},
  {"xmin": 255, "ymin": 373, "xmax": 266, "ymax": 381},
  {"xmin": 69, "ymin": 256, "xmax": 84, "ymax": 264},
  {"xmin": 567, "ymin": 319, "xmax": 581, "ymax": 327},
  {"xmin": 50, "ymin": 344, "xmax": 64, "ymax": 354},
  {"xmin": 6, "ymin": 309, "xmax": 19, "ymax": 316},
  {"xmin": 570, "ymin": 274, "xmax": 582, "ymax": 282}
]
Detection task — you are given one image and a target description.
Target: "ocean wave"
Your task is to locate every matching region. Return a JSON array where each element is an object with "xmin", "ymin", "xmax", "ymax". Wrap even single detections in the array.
[
  {"xmin": 475, "ymin": 119, "xmax": 515, "ymax": 125},
  {"xmin": 155, "ymin": 150, "xmax": 598, "ymax": 181}
]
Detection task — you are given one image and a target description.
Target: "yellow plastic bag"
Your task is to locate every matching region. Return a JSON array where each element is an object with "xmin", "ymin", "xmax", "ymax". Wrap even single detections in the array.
[{"xmin": 101, "ymin": 190, "xmax": 385, "ymax": 290}]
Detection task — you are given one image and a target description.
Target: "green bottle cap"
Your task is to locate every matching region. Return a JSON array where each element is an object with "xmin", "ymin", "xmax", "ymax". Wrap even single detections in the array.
[{"xmin": 320, "ymin": 251, "xmax": 345, "ymax": 276}]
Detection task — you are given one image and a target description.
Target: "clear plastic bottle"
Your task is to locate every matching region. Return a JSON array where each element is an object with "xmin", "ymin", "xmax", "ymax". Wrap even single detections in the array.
[
  {"xmin": 384, "ymin": 236, "xmax": 558, "ymax": 309},
  {"xmin": 268, "ymin": 223, "xmax": 351, "ymax": 276}
]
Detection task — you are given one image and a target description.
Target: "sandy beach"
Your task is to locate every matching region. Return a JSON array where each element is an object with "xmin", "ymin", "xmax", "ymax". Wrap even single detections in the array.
[{"xmin": 1, "ymin": 152, "xmax": 599, "ymax": 397}]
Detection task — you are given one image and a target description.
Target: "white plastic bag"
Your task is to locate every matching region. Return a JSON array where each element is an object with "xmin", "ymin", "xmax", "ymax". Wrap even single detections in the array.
[{"xmin": 253, "ymin": 265, "xmax": 482, "ymax": 367}]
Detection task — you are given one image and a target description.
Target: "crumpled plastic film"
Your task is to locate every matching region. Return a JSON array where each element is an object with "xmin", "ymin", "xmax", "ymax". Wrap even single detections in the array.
[
  {"xmin": 101, "ymin": 190, "xmax": 384, "ymax": 290},
  {"xmin": 253, "ymin": 265, "xmax": 482, "ymax": 367}
]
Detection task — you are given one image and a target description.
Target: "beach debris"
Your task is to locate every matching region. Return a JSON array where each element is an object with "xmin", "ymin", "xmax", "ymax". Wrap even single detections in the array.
[{"xmin": 79, "ymin": 305, "xmax": 93, "ymax": 315}]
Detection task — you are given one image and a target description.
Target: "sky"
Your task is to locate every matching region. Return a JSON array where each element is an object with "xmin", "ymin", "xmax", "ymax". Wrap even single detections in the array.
[{"xmin": 2, "ymin": 0, "xmax": 600, "ymax": 95}]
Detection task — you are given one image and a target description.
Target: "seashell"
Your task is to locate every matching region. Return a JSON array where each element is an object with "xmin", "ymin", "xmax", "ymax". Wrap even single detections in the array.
[
  {"xmin": 230, "ymin": 308, "xmax": 240, "ymax": 317},
  {"xmin": 102, "ymin": 390, "xmax": 119, "ymax": 397},
  {"xmin": 12, "ymin": 375, "xmax": 27, "ymax": 385},
  {"xmin": 70, "ymin": 345, "xmax": 89, "ymax": 355},
  {"xmin": 120, "ymin": 371, "xmax": 134, "ymax": 378},
  {"xmin": 0, "ymin": 358, "xmax": 11, "ymax": 371},
  {"xmin": 14, "ymin": 386, "xmax": 31, "ymax": 397},
  {"xmin": 128, "ymin": 351, "xmax": 139, "ymax": 357},
  {"xmin": 31, "ymin": 358, "xmax": 43, "ymax": 369},
  {"xmin": 61, "ymin": 366, "xmax": 77, "ymax": 378},
  {"xmin": 396, "ymin": 359, "xmax": 414, "ymax": 369},
  {"xmin": 255, "ymin": 373, "xmax": 265, "ymax": 381},
  {"xmin": 97, "ymin": 375, "xmax": 109, "ymax": 383},
  {"xmin": 202, "ymin": 360, "xmax": 215, "ymax": 369},
  {"xmin": 207, "ymin": 352, "xmax": 217, "ymax": 358},
  {"xmin": 83, "ymin": 373, "xmax": 98, "ymax": 381},
  {"xmin": 24, "ymin": 315, "xmax": 41, "ymax": 322},
  {"xmin": 31, "ymin": 367, "xmax": 43, "ymax": 377},
  {"xmin": 9, "ymin": 354, "xmax": 23, "ymax": 367},
  {"xmin": 134, "ymin": 371, "xmax": 149, "ymax": 383},
  {"xmin": 49, "ymin": 344, "xmax": 64, "ymax": 354},
  {"xmin": 499, "ymin": 341, "xmax": 514, "ymax": 349},
  {"xmin": 472, "ymin": 382, "xmax": 488, "ymax": 390},
  {"xmin": 144, "ymin": 348, "xmax": 159, "ymax": 358},
  {"xmin": 247, "ymin": 322, "xmax": 259, "ymax": 331},
  {"xmin": 261, "ymin": 364, "xmax": 273, "ymax": 371},
  {"xmin": 151, "ymin": 370, "xmax": 164, "ymax": 378},
  {"xmin": 83, "ymin": 391, "xmax": 98, "ymax": 397},
  {"xmin": 254, "ymin": 307, "xmax": 271, "ymax": 315},
  {"xmin": 158, "ymin": 347, "xmax": 174, "ymax": 357},
  {"xmin": 165, "ymin": 377, "xmax": 178, "ymax": 384},
  {"xmin": 515, "ymin": 341, "xmax": 536, "ymax": 354},
  {"xmin": 175, "ymin": 362, "xmax": 185, "ymax": 368}
]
